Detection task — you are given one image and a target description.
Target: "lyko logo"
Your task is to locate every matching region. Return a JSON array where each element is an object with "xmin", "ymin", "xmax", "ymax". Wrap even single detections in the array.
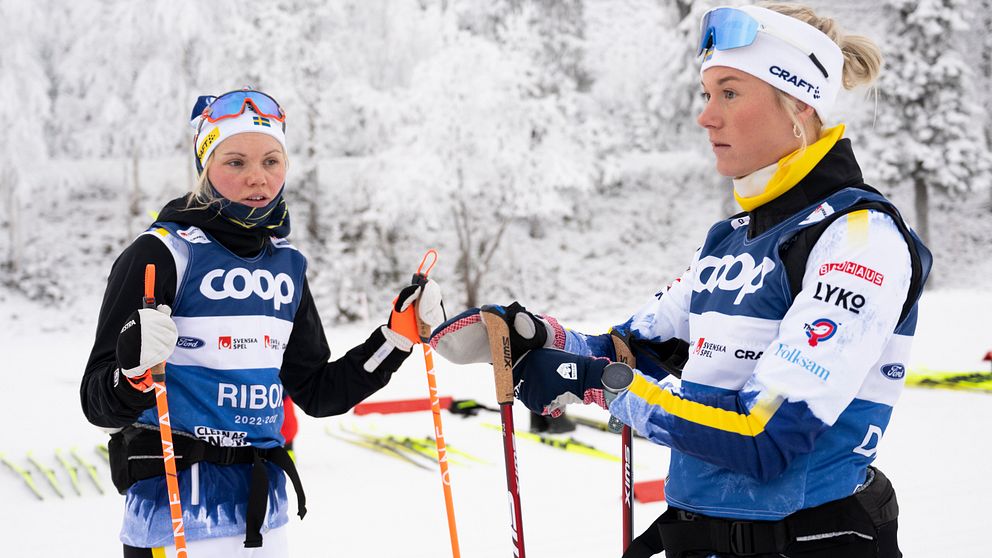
[
  {"xmin": 804, "ymin": 318, "xmax": 838, "ymax": 347},
  {"xmin": 694, "ymin": 253, "xmax": 775, "ymax": 304},
  {"xmin": 812, "ymin": 282, "xmax": 866, "ymax": 314},
  {"xmin": 200, "ymin": 268, "xmax": 295, "ymax": 310}
]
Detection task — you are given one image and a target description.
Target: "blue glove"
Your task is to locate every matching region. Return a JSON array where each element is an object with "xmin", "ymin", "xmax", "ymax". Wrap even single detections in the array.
[{"xmin": 511, "ymin": 349, "xmax": 610, "ymax": 416}]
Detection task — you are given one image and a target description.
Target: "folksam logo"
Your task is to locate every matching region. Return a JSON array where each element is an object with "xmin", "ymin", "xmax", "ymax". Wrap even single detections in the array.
[
  {"xmin": 880, "ymin": 363, "xmax": 906, "ymax": 380},
  {"xmin": 804, "ymin": 318, "xmax": 837, "ymax": 347},
  {"xmin": 773, "ymin": 343, "xmax": 830, "ymax": 381}
]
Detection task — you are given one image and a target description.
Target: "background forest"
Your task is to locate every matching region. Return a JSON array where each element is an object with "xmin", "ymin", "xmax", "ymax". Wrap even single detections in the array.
[{"xmin": 1, "ymin": 0, "xmax": 990, "ymax": 324}]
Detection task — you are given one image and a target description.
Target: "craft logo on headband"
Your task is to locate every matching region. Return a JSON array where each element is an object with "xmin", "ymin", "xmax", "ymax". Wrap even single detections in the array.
[
  {"xmin": 699, "ymin": 6, "xmax": 843, "ymax": 120},
  {"xmin": 769, "ymin": 65, "xmax": 821, "ymax": 100}
]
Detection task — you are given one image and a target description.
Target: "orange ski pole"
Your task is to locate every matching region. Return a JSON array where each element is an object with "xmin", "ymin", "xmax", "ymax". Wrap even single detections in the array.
[
  {"xmin": 144, "ymin": 264, "xmax": 188, "ymax": 557},
  {"xmin": 398, "ymin": 249, "xmax": 460, "ymax": 557}
]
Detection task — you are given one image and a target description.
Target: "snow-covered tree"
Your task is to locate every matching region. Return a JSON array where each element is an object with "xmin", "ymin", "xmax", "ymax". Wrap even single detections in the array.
[
  {"xmin": 0, "ymin": 0, "xmax": 51, "ymax": 296},
  {"xmin": 405, "ymin": 28, "xmax": 596, "ymax": 307},
  {"xmin": 874, "ymin": 0, "xmax": 992, "ymax": 244}
]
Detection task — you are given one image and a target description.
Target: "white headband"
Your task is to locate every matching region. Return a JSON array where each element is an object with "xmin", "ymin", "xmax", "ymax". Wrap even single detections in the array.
[
  {"xmin": 700, "ymin": 6, "xmax": 844, "ymax": 120},
  {"xmin": 191, "ymin": 107, "xmax": 287, "ymax": 168}
]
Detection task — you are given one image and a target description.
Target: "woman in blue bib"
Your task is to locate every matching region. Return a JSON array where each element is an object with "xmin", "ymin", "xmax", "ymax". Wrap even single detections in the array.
[
  {"xmin": 430, "ymin": 4, "xmax": 930, "ymax": 557},
  {"xmin": 82, "ymin": 88, "xmax": 445, "ymax": 557}
]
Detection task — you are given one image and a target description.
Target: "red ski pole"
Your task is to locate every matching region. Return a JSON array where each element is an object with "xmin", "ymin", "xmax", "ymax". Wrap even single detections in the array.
[
  {"xmin": 144, "ymin": 264, "xmax": 188, "ymax": 556},
  {"xmin": 611, "ymin": 335, "xmax": 636, "ymax": 552},
  {"xmin": 481, "ymin": 306, "xmax": 526, "ymax": 557}
]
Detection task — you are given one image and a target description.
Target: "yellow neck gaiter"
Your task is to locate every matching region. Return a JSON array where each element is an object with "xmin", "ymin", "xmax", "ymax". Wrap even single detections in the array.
[{"xmin": 734, "ymin": 124, "xmax": 846, "ymax": 212}]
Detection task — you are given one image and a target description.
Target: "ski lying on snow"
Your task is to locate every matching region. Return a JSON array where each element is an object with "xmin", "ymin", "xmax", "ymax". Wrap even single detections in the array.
[
  {"xmin": 73, "ymin": 447, "xmax": 105, "ymax": 494},
  {"xmin": 55, "ymin": 449, "xmax": 83, "ymax": 496},
  {"xmin": 326, "ymin": 425, "xmax": 433, "ymax": 470},
  {"xmin": 0, "ymin": 452, "xmax": 46, "ymax": 500},
  {"xmin": 480, "ymin": 423, "xmax": 621, "ymax": 462},
  {"xmin": 27, "ymin": 451, "xmax": 65, "ymax": 498},
  {"xmin": 356, "ymin": 396, "xmax": 646, "ymax": 438},
  {"xmin": 907, "ymin": 369, "xmax": 992, "ymax": 393},
  {"xmin": 334, "ymin": 424, "xmax": 485, "ymax": 466}
]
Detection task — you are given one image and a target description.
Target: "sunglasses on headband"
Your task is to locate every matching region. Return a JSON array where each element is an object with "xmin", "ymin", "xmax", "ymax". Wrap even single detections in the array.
[
  {"xmin": 697, "ymin": 7, "xmax": 829, "ymax": 79},
  {"xmin": 200, "ymin": 89, "xmax": 286, "ymax": 123}
]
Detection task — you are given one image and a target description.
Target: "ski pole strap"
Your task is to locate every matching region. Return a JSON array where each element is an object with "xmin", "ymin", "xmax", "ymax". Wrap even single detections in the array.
[
  {"xmin": 109, "ymin": 424, "xmax": 307, "ymax": 548},
  {"xmin": 624, "ymin": 466, "xmax": 898, "ymax": 558}
]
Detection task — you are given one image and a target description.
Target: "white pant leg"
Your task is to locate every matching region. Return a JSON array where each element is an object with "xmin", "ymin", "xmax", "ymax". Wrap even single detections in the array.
[{"xmin": 161, "ymin": 525, "xmax": 289, "ymax": 558}]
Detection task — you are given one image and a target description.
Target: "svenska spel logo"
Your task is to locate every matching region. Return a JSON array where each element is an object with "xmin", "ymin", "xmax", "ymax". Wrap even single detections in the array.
[{"xmin": 804, "ymin": 318, "xmax": 837, "ymax": 347}]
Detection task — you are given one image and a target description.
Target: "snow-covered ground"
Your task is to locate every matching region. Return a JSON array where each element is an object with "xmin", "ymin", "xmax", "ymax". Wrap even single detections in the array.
[{"xmin": 0, "ymin": 289, "xmax": 989, "ymax": 557}]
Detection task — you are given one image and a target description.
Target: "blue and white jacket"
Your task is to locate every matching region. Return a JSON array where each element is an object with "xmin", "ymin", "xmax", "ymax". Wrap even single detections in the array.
[
  {"xmin": 569, "ymin": 134, "xmax": 931, "ymax": 520},
  {"xmin": 121, "ymin": 221, "xmax": 306, "ymax": 546},
  {"xmin": 82, "ymin": 198, "xmax": 411, "ymax": 548}
]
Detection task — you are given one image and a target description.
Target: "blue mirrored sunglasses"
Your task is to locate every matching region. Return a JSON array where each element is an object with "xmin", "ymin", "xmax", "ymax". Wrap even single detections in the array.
[
  {"xmin": 200, "ymin": 89, "xmax": 285, "ymax": 123},
  {"xmin": 697, "ymin": 7, "xmax": 829, "ymax": 79}
]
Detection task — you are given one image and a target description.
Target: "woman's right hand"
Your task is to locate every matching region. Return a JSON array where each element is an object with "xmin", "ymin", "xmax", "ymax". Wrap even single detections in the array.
[
  {"xmin": 429, "ymin": 302, "xmax": 564, "ymax": 365},
  {"xmin": 115, "ymin": 305, "xmax": 178, "ymax": 392}
]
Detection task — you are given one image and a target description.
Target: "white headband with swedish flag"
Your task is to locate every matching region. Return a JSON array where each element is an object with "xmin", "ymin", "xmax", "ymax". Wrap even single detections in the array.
[{"xmin": 191, "ymin": 107, "xmax": 287, "ymax": 170}]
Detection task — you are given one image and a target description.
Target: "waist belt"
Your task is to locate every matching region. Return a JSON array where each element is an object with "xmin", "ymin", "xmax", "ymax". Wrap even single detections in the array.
[
  {"xmin": 624, "ymin": 466, "xmax": 898, "ymax": 558},
  {"xmin": 109, "ymin": 424, "xmax": 307, "ymax": 548}
]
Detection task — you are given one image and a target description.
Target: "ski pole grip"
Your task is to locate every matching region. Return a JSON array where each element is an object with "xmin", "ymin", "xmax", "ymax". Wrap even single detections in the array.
[
  {"xmin": 143, "ymin": 264, "xmax": 156, "ymax": 309},
  {"xmin": 481, "ymin": 307, "xmax": 515, "ymax": 405},
  {"xmin": 411, "ymin": 272, "xmax": 433, "ymax": 341},
  {"xmin": 142, "ymin": 264, "xmax": 167, "ymax": 382},
  {"xmin": 603, "ymin": 362, "xmax": 634, "ymax": 394},
  {"xmin": 611, "ymin": 332, "xmax": 635, "ymax": 366},
  {"xmin": 603, "ymin": 362, "xmax": 634, "ymax": 434},
  {"xmin": 411, "ymin": 248, "xmax": 437, "ymax": 342}
]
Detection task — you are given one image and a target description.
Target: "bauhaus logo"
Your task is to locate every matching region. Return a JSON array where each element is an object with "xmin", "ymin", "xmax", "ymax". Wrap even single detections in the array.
[
  {"xmin": 694, "ymin": 253, "xmax": 775, "ymax": 304},
  {"xmin": 200, "ymin": 268, "xmax": 294, "ymax": 310}
]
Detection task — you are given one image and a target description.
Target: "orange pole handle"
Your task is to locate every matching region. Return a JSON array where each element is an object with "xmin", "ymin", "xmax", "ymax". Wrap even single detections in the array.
[{"xmin": 144, "ymin": 264, "xmax": 188, "ymax": 556}]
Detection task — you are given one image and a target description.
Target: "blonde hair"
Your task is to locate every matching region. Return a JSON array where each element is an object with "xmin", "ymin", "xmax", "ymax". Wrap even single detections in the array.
[
  {"xmin": 185, "ymin": 154, "xmax": 221, "ymax": 210},
  {"xmin": 759, "ymin": 2, "xmax": 884, "ymax": 148}
]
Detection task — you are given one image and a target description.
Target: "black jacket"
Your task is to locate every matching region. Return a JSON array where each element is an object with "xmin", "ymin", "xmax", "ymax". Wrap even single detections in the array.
[{"xmin": 81, "ymin": 196, "xmax": 408, "ymax": 428}]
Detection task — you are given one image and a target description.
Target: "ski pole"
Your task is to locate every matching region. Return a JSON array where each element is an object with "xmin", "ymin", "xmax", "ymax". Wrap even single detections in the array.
[
  {"xmin": 143, "ymin": 264, "xmax": 188, "ymax": 557},
  {"xmin": 412, "ymin": 249, "xmax": 462, "ymax": 558},
  {"xmin": 481, "ymin": 306, "xmax": 526, "ymax": 558},
  {"xmin": 611, "ymin": 335, "xmax": 636, "ymax": 552}
]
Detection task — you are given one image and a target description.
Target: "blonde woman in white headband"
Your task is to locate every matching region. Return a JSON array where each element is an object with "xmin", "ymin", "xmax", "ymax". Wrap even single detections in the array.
[{"xmin": 429, "ymin": 3, "xmax": 931, "ymax": 557}]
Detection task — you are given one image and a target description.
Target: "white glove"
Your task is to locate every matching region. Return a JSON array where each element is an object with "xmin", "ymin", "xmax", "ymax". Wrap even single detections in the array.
[{"xmin": 115, "ymin": 305, "xmax": 178, "ymax": 390}]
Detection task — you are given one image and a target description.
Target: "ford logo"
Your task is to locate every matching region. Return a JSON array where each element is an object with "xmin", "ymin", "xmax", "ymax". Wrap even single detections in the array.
[
  {"xmin": 880, "ymin": 363, "xmax": 905, "ymax": 380},
  {"xmin": 176, "ymin": 336, "xmax": 206, "ymax": 349}
]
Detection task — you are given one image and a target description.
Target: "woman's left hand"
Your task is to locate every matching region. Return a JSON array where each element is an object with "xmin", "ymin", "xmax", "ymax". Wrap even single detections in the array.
[{"xmin": 387, "ymin": 278, "xmax": 445, "ymax": 346}]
